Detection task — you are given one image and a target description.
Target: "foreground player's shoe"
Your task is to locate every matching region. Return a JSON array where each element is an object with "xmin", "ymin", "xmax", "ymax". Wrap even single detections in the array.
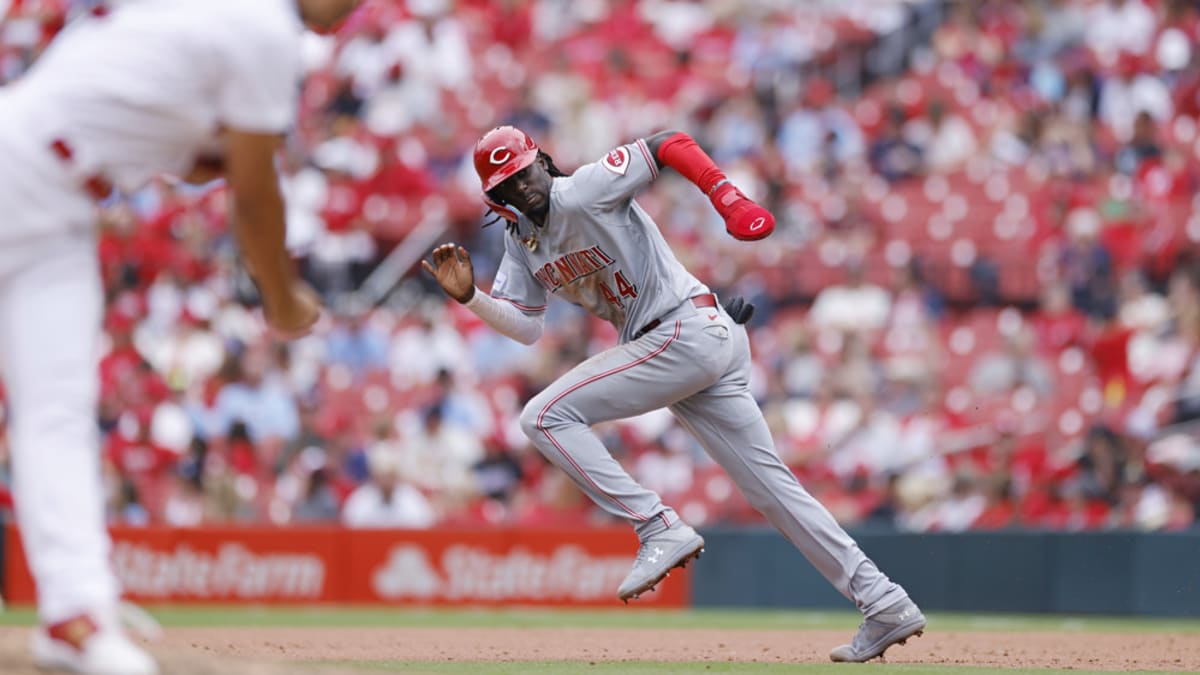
[
  {"xmin": 830, "ymin": 597, "xmax": 926, "ymax": 663},
  {"xmin": 32, "ymin": 611, "xmax": 158, "ymax": 675},
  {"xmin": 617, "ymin": 522, "xmax": 705, "ymax": 602}
]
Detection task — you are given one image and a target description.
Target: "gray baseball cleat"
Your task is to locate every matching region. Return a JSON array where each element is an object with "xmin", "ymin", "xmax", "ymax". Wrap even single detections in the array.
[
  {"xmin": 830, "ymin": 597, "xmax": 926, "ymax": 663},
  {"xmin": 617, "ymin": 523, "xmax": 705, "ymax": 602}
]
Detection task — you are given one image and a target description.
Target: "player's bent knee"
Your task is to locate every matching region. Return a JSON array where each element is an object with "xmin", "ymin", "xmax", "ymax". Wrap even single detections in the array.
[
  {"xmin": 518, "ymin": 398, "xmax": 548, "ymax": 440},
  {"xmin": 519, "ymin": 395, "xmax": 581, "ymax": 440}
]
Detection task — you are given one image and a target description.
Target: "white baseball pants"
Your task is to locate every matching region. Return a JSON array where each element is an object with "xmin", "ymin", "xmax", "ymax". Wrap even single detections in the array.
[{"xmin": 0, "ymin": 231, "xmax": 118, "ymax": 623}]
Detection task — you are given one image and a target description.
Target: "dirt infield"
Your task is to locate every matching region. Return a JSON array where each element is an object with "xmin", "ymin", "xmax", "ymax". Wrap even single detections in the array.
[{"xmin": 0, "ymin": 626, "xmax": 1198, "ymax": 672}]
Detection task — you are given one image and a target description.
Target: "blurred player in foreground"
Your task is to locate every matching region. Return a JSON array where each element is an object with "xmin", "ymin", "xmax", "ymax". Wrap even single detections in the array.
[
  {"xmin": 424, "ymin": 126, "xmax": 926, "ymax": 663},
  {"xmin": 0, "ymin": 1, "xmax": 362, "ymax": 672}
]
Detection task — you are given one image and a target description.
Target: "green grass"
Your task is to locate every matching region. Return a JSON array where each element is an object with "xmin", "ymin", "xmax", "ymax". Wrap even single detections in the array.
[
  {"xmin": 332, "ymin": 663, "xmax": 1173, "ymax": 674},
  {"xmin": 1, "ymin": 605, "xmax": 1197, "ymax": 633}
]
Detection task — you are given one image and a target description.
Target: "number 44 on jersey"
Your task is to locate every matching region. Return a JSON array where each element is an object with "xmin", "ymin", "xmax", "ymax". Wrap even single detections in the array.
[{"xmin": 600, "ymin": 270, "xmax": 638, "ymax": 307}]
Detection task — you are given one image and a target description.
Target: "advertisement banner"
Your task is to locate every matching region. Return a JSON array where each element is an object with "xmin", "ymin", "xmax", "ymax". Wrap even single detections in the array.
[
  {"xmin": 349, "ymin": 528, "xmax": 688, "ymax": 606},
  {"xmin": 4, "ymin": 526, "xmax": 343, "ymax": 605},
  {"xmin": 2, "ymin": 525, "xmax": 689, "ymax": 607}
]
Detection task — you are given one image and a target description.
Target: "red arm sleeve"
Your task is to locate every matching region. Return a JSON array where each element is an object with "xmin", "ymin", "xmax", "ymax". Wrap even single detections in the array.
[
  {"xmin": 655, "ymin": 132, "xmax": 728, "ymax": 195},
  {"xmin": 653, "ymin": 131, "xmax": 775, "ymax": 241}
]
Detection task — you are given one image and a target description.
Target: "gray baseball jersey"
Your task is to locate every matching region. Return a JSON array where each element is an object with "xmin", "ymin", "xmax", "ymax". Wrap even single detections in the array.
[
  {"xmin": 502, "ymin": 139, "xmax": 911, "ymax": 616},
  {"xmin": 491, "ymin": 139, "xmax": 707, "ymax": 343}
]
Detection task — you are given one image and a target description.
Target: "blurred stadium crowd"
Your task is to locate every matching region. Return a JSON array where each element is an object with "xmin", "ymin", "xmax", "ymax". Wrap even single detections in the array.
[{"xmin": 1, "ymin": 0, "xmax": 1199, "ymax": 533}]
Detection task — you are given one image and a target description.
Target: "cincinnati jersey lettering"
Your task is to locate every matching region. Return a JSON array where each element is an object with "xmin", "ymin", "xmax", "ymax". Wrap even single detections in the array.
[{"xmin": 532, "ymin": 245, "xmax": 617, "ymax": 292}]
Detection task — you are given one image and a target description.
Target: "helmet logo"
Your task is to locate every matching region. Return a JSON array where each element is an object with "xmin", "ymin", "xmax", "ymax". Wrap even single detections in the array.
[{"xmin": 489, "ymin": 148, "xmax": 513, "ymax": 165}]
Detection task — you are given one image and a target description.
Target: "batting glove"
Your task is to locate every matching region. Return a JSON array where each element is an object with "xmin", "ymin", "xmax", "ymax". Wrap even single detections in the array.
[
  {"xmin": 722, "ymin": 295, "xmax": 755, "ymax": 324},
  {"xmin": 710, "ymin": 181, "xmax": 775, "ymax": 241}
]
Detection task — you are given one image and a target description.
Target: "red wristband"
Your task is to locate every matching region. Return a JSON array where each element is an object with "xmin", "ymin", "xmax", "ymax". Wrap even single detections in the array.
[{"xmin": 655, "ymin": 132, "xmax": 727, "ymax": 195}]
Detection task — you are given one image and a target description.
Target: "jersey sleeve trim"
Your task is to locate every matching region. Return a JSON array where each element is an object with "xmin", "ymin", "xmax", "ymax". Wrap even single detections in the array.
[
  {"xmin": 492, "ymin": 295, "xmax": 547, "ymax": 313},
  {"xmin": 635, "ymin": 138, "xmax": 659, "ymax": 180}
]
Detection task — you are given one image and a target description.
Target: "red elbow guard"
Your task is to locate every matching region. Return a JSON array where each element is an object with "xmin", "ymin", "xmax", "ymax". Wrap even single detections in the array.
[{"xmin": 655, "ymin": 132, "xmax": 727, "ymax": 195}]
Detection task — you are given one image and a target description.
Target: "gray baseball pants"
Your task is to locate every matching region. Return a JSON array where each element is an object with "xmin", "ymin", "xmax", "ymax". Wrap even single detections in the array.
[{"xmin": 518, "ymin": 299, "xmax": 909, "ymax": 616}]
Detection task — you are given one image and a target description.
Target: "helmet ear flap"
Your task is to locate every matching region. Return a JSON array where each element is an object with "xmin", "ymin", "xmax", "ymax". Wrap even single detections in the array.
[{"xmin": 482, "ymin": 195, "xmax": 521, "ymax": 224}]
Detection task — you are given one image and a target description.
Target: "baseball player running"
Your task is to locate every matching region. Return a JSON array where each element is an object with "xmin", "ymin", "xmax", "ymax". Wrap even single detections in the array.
[
  {"xmin": 424, "ymin": 126, "xmax": 926, "ymax": 663},
  {"xmin": 0, "ymin": 1, "xmax": 361, "ymax": 673}
]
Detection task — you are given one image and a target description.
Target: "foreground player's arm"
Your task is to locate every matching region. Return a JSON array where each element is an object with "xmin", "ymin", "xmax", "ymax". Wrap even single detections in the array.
[
  {"xmin": 215, "ymin": 18, "xmax": 318, "ymax": 336},
  {"xmin": 422, "ymin": 244, "xmax": 545, "ymax": 345},
  {"xmin": 224, "ymin": 129, "xmax": 320, "ymax": 336},
  {"xmin": 644, "ymin": 130, "xmax": 775, "ymax": 241}
]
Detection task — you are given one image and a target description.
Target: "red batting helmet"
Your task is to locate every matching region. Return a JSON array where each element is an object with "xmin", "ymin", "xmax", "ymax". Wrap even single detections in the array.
[{"xmin": 474, "ymin": 126, "xmax": 538, "ymax": 193}]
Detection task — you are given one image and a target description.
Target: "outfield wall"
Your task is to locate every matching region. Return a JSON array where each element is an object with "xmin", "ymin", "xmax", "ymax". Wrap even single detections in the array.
[
  {"xmin": 691, "ymin": 528, "xmax": 1200, "ymax": 617},
  {"xmin": 2, "ymin": 524, "xmax": 1196, "ymax": 615}
]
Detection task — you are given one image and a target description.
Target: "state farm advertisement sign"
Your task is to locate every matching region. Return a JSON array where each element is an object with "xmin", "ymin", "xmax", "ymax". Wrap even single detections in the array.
[
  {"xmin": 3, "ymin": 525, "xmax": 689, "ymax": 607},
  {"xmin": 349, "ymin": 529, "xmax": 675, "ymax": 605},
  {"xmin": 111, "ymin": 530, "xmax": 336, "ymax": 601},
  {"xmin": 3, "ymin": 527, "xmax": 343, "ymax": 604}
]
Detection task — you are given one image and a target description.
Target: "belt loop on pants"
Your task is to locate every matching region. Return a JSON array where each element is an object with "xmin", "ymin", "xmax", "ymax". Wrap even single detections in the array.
[
  {"xmin": 633, "ymin": 293, "xmax": 718, "ymax": 340},
  {"xmin": 49, "ymin": 138, "xmax": 114, "ymax": 201}
]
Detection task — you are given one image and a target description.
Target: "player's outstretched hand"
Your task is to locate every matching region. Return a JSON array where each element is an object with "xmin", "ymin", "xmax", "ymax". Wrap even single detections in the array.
[
  {"xmin": 710, "ymin": 182, "xmax": 775, "ymax": 241},
  {"xmin": 264, "ymin": 280, "xmax": 322, "ymax": 339},
  {"xmin": 422, "ymin": 243, "xmax": 477, "ymax": 304}
]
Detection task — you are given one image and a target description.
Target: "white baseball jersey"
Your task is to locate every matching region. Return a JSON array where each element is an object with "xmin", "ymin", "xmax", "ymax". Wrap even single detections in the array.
[
  {"xmin": 0, "ymin": 0, "xmax": 302, "ymax": 238},
  {"xmin": 491, "ymin": 139, "xmax": 709, "ymax": 343},
  {"xmin": 0, "ymin": 0, "xmax": 307, "ymax": 628}
]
